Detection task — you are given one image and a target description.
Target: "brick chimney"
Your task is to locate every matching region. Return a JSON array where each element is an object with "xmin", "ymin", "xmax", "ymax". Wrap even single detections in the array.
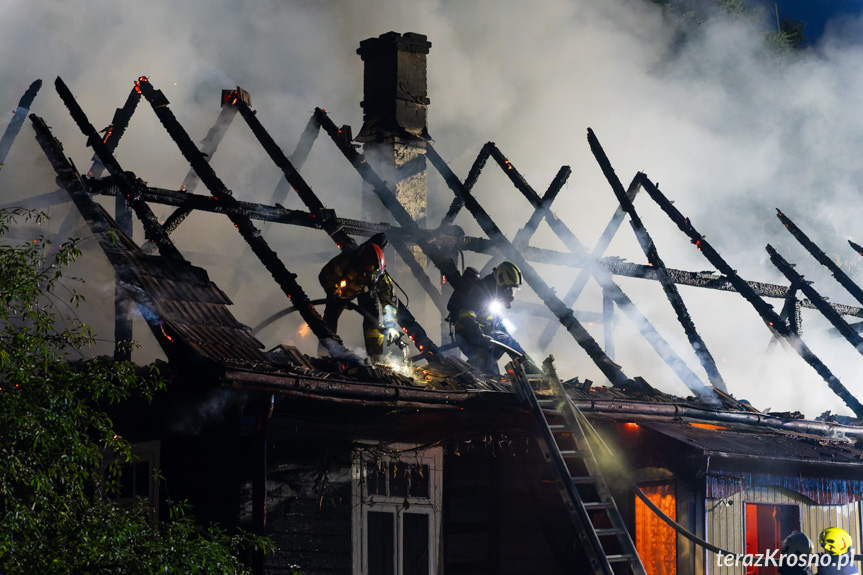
[{"xmin": 356, "ymin": 32, "xmax": 431, "ymax": 230}]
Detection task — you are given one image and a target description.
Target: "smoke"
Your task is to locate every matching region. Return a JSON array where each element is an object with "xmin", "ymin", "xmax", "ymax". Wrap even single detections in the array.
[{"xmin": 4, "ymin": 0, "xmax": 863, "ymax": 416}]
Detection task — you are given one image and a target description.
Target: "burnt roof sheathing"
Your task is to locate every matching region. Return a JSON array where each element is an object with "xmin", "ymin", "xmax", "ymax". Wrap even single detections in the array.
[
  {"xmin": 641, "ymin": 420, "xmax": 863, "ymax": 466},
  {"xmin": 117, "ymin": 250, "xmax": 271, "ymax": 367}
]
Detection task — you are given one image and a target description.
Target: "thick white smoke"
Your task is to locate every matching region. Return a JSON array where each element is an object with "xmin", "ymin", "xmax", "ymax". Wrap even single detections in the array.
[{"xmin": 3, "ymin": 0, "xmax": 863, "ymax": 417}]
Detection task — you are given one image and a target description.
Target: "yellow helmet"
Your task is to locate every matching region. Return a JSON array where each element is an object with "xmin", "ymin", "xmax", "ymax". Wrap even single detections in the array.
[
  {"xmin": 493, "ymin": 262, "xmax": 523, "ymax": 288},
  {"xmin": 819, "ymin": 527, "xmax": 853, "ymax": 555}
]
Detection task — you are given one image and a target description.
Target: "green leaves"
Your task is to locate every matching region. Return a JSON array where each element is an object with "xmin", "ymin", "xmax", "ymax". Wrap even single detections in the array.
[{"xmin": 0, "ymin": 209, "xmax": 272, "ymax": 573}]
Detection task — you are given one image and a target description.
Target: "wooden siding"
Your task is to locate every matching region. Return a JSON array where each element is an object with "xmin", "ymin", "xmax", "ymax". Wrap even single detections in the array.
[
  {"xmin": 706, "ymin": 486, "xmax": 861, "ymax": 575},
  {"xmin": 262, "ymin": 440, "xmax": 354, "ymax": 575}
]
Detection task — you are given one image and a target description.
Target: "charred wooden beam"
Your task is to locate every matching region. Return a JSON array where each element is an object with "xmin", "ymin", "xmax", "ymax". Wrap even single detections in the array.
[
  {"xmin": 266, "ymin": 112, "xmax": 322, "ymax": 214},
  {"xmin": 767, "ymin": 245, "xmax": 863, "ymax": 355},
  {"xmin": 54, "ymin": 83, "xmax": 141, "ymax": 251},
  {"xmin": 230, "ymin": 88, "xmax": 355, "ymax": 250},
  {"xmin": 88, "ymin": 178, "xmax": 323, "ymax": 228},
  {"xmin": 777, "ymin": 209, "xmax": 863, "ymax": 308},
  {"xmin": 425, "ymin": 143, "xmax": 631, "ymax": 388},
  {"xmin": 0, "ymin": 79, "xmax": 41, "ymax": 166},
  {"xmin": 589, "ymin": 129, "xmax": 727, "ymax": 392},
  {"xmin": 479, "ymin": 164, "xmax": 571, "ymax": 276},
  {"xmin": 85, "ymin": 86, "xmax": 142, "ymax": 360},
  {"xmin": 602, "ymin": 289, "xmax": 615, "ymax": 360},
  {"xmin": 87, "ymin": 85, "xmax": 142, "ymax": 178},
  {"xmin": 54, "ymin": 78, "xmax": 184, "ymax": 261},
  {"xmin": 289, "ymin": 113, "xmax": 321, "ymax": 171},
  {"xmin": 781, "ymin": 288, "xmax": 802, "ymax": 337},
  {"xmin": 0, "ymin": 189, "xmax": 71, "ymax": 209},
  {"xmin": 439, "ymin": 141, "xmax": 493, "ymax": 226},
  {"xmin": 151, "ymin": 104, "xmax": 238, "ymax": 244},
  {"xmin": 513, "ymin": 166, "xmax": 571, "ymax": 247},
  {"xmin": 537, "ymin": 178, "xmax": 640, "ymax": 350},
  {"xmin": 315, "ymin": 107, "xmax": 461, "ymax": 360},
  {"xmin": 387, "ymin": 229, "xmax": 446, "ymax": 313},
  {"xmin": 314, "ymin": 109, "xmax": 459, "ymax": 278},
  {"xmin": 218, "ymin": 95, "xmax": 436, "ymax": 338},
  {"xmin": 30, "ymin": 113, "xmax": 180, "ymax": 357},
  {"xmin": 223, "ymin": 95, "xmax": 443, "ymax": 357},
  {"xmin": 447, "ymin": 142, "xmax": 709, "ymax": 396},
  {"xmin": 458, "ymin": 239, "xmax": 863, "ymax": 318},
  {"xmin": 634, "ymin": 170, "xmax": 863, "ymax": 418},
  {"xmin": 132, "ymin": 77, "xmax": 360, "ymax": 364},
  {"xmin": 480, "ymin": 145, "xmax": 711, "ymax": 395},
  {"xmin": 310, "ymin": 112, "xmax": 447, "ymax": 309},
  {"xmin": 79, "ymin": 179, "xmax": 863, "ymax": 322}
]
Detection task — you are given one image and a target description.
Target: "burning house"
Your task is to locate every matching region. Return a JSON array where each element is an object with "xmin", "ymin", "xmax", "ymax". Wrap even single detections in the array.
[{"xmin": 5, "ymin": 30, "xmax": 863, "ymax": 575}]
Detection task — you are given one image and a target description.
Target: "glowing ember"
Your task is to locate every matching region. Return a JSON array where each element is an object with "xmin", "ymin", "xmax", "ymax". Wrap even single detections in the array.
[
  {"xmin": 689, "ymin": 422, "xmax": 729, "ymax": 430},
  {"xmin": 159, "ymin": 323, "xmax": 174, "ymax": 342}
]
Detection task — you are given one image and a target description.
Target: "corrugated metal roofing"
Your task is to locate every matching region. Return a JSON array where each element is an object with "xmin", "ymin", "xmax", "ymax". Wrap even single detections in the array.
[{"xmin": 640, "ymin": 420, "xmax": 863, "ymax": 465}]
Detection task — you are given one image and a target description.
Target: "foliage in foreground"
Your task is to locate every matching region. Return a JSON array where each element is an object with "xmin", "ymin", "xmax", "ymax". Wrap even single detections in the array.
[{"xmin": 0, "ymin": 208, "xmax": 272, "ymax": 574}]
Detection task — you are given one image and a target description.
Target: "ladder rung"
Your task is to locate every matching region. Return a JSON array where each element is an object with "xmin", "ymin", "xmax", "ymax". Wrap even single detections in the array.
[
  {"xmin": 594, "ymin": 528, "xmax": 626, "ymax": 536},
  {"xmin": 548, "ymin": 424, "xmax": 568, "ymax": 431},
  {"xmin": 571, "ymin": 475, "xmax": 596, "ymax": 484},
  {"xmin": 583, "ymin": 501, "xmax": 614, "ymax": 510},
  {"xmin": 559, "ymin": 449, "xmax": 587, "ymax": 459},
  {"xmin": 606, "ymin": 554, "xmax": 636, "ymax": 563}
]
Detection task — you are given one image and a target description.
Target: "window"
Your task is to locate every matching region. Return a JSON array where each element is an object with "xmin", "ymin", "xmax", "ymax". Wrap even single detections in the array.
[
  {"xmin": 352, "ymin": 444, "xmax": 442, "ymax": 575},
  {"xmin": 109, "ymin": 440, "xmax": 160, "ymax": 520},
  {"xmin": 745, "ymin": 503, "xmax": 800, "ymax": 575},
  {"xmin": 635, "ymin": 481, "xmax": 677, "ymax": 575}
]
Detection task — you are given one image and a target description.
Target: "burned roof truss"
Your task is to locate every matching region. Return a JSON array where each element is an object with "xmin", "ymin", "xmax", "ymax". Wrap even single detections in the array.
[{"xmin": 6, "ymin": 75, "xmax": 863, "ymax": 415}]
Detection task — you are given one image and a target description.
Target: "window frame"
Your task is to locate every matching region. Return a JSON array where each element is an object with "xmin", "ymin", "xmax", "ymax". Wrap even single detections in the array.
[
  {"xmin": 107, "ymin": 440, "xmax": 161, "ymax": 521},
  {"xmin": 351, "ymin": 442, "xmax": 442, "ymax": 575}
]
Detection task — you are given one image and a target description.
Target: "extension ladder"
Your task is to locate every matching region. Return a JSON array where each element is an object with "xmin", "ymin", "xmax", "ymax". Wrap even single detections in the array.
[{"xmin": 508, "ymin": 355, "xmax": 647, "ymax": 575}]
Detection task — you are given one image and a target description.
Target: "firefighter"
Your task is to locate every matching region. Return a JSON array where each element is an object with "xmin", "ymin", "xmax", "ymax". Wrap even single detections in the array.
[
  {"xmin": 318, "ymin": 233, "xmax": 398, "ymax": 362},
  {"xmin": 817, "ymin": 527, "xmax": 858, "ymax": 575},
  {"xmin": 778, "ymin": 531, "xmax": 814, "ymax": 575},
  {"xmin": 447, "ymin": 261, "xmax": 527, "ymax": 374}
]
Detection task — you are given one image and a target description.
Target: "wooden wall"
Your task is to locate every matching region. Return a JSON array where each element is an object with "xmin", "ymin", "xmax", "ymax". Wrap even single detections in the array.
[
  {"xmin": 261, "ymin": 435, "xmax": 354, "ymax": 575},
  {"xmin": 706, "ymin": 486, "xmax": 861, "ymax": 575}
]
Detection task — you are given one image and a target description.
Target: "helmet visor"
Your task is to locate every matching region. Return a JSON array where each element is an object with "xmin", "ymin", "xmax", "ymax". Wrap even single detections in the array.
[{"xmin": 500, "ymin": 285, "xmax": 516, "ymax": 306}]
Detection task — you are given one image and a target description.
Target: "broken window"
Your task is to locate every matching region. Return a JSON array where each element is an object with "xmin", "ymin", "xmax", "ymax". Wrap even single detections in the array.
[
  {"xmin": 352, "ymin": 444, "xmax": 442, "ymax": 575},
  {"xmin": 635, "ymin": 481, "xmax": 677, "ymax": 575},
  {"xmin": 744, "ymin": 502, "xmax": 800, "ymax": 575}
]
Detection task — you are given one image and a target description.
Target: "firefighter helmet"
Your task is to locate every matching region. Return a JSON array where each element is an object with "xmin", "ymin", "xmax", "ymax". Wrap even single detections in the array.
[
  {"xmin": 819, "ymin": 527, "xmax": 853, "ymax": 555},
  {"xmin": 781, "ymin": 531, "xmax": 813, "ymax": 556},
  {"xmin": 462, "ymin": 267, "xmax": 480, "ymax": 283},
  {"xmin": 358, "ymin": 243, "xmax": 385, "ymax": 274},
  {"xmin": 493, "ymin": 262, "xmax": 523, "ymax": 288}
]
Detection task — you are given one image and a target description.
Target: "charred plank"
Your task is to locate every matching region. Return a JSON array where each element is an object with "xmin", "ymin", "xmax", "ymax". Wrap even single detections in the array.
[
  {"xmin": 634, "ymin": 169, "xmax": 863, "ymax": 418},
  {"xmin": 132, "ymin": 77, "xmax": 359, "ymax": 364},
  {"xmin": 589, "ymin": 128, "xmax": 726, "ymax": 392}
]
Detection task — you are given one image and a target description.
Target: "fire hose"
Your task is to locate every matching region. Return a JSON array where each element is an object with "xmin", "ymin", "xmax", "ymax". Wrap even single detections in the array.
[{"xmin": 251, "ymin": 298, "xmax": 408, "ymax": 352}]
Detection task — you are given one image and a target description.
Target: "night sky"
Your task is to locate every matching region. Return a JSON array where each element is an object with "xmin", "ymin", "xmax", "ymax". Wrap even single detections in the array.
[{"xmin": 768, "ymin": 0, "xmax": 863, "ymax": 43}]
